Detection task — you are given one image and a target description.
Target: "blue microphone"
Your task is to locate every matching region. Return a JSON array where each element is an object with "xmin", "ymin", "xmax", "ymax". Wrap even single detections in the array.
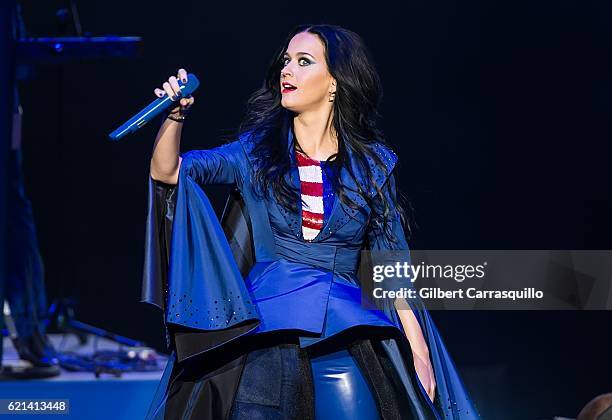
[{"xmin": 108, "ymin": 73, "xmax": 200, "ymax": 141}]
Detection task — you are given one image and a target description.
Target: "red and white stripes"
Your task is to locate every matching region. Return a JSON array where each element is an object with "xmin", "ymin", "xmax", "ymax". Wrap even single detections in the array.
[{"xmin": 296, "ymin": 150, "xmax": 324, "ymax": 241}]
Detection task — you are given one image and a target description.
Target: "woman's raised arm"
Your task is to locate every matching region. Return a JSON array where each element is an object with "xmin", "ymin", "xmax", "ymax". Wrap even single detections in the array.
[{"xmin": 150, "ymin": 68, "xmax": 194, "ymax": 184}]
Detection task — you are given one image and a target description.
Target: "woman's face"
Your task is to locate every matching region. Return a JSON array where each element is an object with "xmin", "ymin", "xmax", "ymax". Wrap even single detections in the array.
[{"xmin": 280, "ymin": 31, "xmax": 336, "ymax": 114}]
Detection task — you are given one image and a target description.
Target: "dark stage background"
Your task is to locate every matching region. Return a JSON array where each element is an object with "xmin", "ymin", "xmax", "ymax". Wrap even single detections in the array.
[{"xmin": 13, "ymin": 1, "xmax": 612, "ymax": 418}]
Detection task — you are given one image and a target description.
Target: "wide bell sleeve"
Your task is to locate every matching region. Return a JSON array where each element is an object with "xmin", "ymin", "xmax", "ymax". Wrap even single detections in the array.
[
  {"xmin": 141, "ymin": 140, "xmax": 261, "ymax": 363},
  {"xmin": 365, "ymin": 146, "xmax": 480, "ymax": 419}
]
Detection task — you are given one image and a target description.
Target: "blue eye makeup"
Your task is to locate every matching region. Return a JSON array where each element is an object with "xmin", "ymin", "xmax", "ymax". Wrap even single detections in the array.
[{"xmin": 282, "ymin": 57, "xmax": 313, "ymax": 66}]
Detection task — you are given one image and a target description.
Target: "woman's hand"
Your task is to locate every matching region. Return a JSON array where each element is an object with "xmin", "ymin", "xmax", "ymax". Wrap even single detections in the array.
[
  {"xmin": 394, "ymin": 298, "xmax": 437, "ymax": 403},
  {"xmin": 153, "ymin": 68, "xmax": 195, "ymax": 115},
  {"xmin": 413, "ymin": 349, "xmax": 436, "ymax": 403}
]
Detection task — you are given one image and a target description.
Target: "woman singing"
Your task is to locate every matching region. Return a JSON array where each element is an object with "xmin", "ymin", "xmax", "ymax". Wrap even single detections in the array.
[{"xmin": 142, "ymin": 24, "xmax": 479, "ymax": 419}]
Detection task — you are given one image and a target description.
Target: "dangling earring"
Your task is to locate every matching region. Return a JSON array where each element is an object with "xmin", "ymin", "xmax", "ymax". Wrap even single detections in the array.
[{"xmin": 328, "ymin": 91, "xmax": 336, "ymax": 102}]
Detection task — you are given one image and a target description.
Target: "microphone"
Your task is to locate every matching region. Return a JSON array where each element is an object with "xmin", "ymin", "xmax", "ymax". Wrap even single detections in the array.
[{"xmin": 108, "ymin": 73, "xmax": 200, "ymax": 141}]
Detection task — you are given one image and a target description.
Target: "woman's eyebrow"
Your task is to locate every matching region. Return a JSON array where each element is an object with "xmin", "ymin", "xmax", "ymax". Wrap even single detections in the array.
[{"xmin": 283, "ymin": 51, "xmax": 315, "ymax": 58}]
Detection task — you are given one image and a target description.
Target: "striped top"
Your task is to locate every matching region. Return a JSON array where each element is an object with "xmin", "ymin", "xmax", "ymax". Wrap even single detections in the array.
[{"xmin": 295, "ymin": 149, "xmax": 336, "ymax": 241}]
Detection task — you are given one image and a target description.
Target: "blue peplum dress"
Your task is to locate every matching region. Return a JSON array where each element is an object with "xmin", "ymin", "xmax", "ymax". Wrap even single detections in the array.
[{"xmin": 141, "ymin": 119, "xmax": 481, "ymax": 419}]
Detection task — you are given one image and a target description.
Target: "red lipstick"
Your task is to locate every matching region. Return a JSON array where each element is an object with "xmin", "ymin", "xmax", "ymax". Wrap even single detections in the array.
[{"xmin": 281, "ymin": 82, "xmax": 297, "ymax": 93}]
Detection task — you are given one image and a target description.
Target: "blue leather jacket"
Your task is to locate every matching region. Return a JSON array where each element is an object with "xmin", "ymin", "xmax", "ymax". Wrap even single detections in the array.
[{"xmin": 142, "ymin": 120, "xmax": 480, "ymax": 419}]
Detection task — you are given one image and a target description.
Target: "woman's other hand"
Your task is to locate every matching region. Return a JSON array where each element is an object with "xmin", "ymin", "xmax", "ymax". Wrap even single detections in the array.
[
  {"xmin": 413, "ymin": 350, "xmax": 436, "ymax": 403},
  {"xmin": 394, "ymin": 298, "xmax": 437, "ymax": 403}
]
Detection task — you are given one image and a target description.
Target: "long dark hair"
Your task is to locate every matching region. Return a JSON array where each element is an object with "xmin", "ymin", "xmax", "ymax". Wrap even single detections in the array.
[{"xmin": 236, "ymin": 24, "xmax": 411, "ymax": 245}]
